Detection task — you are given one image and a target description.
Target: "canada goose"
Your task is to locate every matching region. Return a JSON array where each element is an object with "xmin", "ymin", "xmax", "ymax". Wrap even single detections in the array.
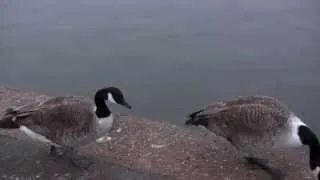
[
  {"xmin": 185, "ymin": 95, "xmax": 320, "ymax": 180},
  {"xmin": 0, "ymin": 86, "xmax": 132, "ymax": 168}
]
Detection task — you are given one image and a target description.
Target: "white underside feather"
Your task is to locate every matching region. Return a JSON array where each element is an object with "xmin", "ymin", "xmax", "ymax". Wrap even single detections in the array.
[
  {"xmin": 19, "ymin": 126, "xmax": 60, "ymax": 146},
  {"xmin": 277, "ymin": 114, "xmax": 306, "ymax": 148}
]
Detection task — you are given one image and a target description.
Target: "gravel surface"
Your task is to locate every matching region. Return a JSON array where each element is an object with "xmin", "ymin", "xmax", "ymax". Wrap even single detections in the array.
[{"xmin": 0, "ymin": 86, "xmax": 315, "ymax": 180}]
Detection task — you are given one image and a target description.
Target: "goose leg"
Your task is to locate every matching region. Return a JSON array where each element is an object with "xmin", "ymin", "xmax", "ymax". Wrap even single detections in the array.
[
  {"xmin": 244, "ymin": 156, "xmax": 269, "ymax": 170},
  {"xmin": 49, "ymin": 145, "xmax": 66, "ymax": 158},
  {"xmin": 68, "ymin": 148, "xmax": 92, "ymax": 169},
  {"xmin": 244, "ymin": 156, "xmax": 286, "ymax": 180}
]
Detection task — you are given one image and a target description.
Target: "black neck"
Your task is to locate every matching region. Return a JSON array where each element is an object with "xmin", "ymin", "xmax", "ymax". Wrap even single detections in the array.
[
  {"xmin": 298, "ymin": 126, "xmax": 320, "ymax": 171},
  {"xmin": 310, "ymin": 145, "xmax": 320, "ymax": 172},
  {"xmin": 94, "ymin": 96, "xmax": 111, "ymax": 118}
]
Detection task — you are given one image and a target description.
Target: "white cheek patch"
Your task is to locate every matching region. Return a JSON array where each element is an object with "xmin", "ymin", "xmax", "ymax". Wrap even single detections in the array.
[{"xmin": 107, "ymin": 93, "xmax": 117, "ymax": 104}]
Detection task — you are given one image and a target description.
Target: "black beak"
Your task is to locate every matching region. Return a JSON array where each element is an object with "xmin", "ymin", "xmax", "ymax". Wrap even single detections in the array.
[{"xmin": 122, "ymin": 100, "xmax": 132, "ymax": 109}]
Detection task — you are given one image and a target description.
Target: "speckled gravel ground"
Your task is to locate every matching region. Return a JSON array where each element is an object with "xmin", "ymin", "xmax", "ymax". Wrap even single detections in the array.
[{"xmin": 0, "ymin": 86, "xmax": 315, "ymax": 180}]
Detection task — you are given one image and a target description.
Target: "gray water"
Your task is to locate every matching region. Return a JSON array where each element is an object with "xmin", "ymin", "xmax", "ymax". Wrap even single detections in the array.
[{"xmin": 1, "ymin": 0, "xmax": 320, "ymax": 132}]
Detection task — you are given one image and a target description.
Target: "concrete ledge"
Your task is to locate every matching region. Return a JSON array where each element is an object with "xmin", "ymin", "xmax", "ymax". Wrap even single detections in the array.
[{"xmin": 0, "ymin": 86, "xmax": 314, "ymax": 180}]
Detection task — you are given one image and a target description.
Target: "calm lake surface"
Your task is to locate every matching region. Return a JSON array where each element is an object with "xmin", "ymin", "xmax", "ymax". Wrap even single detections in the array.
[{"xmin": 1, "ymin": 0, "xmax": 320, "ymax": 132}]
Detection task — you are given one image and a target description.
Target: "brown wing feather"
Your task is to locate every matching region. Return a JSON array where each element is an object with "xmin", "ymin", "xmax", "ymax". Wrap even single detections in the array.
[
  {"xmin": 187, "ymin": 95, "xmax": 289, "ymax": 127},
  {"xmin": 186, "ymin": 96, "xmax": 292, "ymax": 151},
  {"xmin": 41, "ymin": 96, "xmax": 88, "ymax": 106},
  {"xmin": 206, "ymin": 95, "xmax": 289, "ymax": 112},
  {"xmin": 12, "ymin": 99, "xmax": 94, "ymax": 146},
  {"xmin": 197, "ymin": 103, "xmax": 290, "ymax": 137},
  {"xmin": 4, "ymin": 101, "xmax": 43, "ymax": 115}
]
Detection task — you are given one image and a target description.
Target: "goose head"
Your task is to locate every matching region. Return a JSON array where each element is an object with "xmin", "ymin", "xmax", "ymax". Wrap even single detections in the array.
[
  {"xmin": 104, "ymin": 87, "xmax": 132, "ymax": 109},
  {"xmin": 94, "ymin": 87, "xmax": 132, "ymax": 118}
]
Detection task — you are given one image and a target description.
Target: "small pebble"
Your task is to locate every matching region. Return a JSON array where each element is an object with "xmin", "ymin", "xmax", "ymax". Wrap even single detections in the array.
[
  {"xmin": 116, "ymin": 128, "xmax": 122, "ymax": 133},
  {"xmin": 151, "ymin": 144, "xmax": 166, "ymax": 149},
  {"xmin": 96, "ymin": 136, "xmax": 112, "ymax": 143}
]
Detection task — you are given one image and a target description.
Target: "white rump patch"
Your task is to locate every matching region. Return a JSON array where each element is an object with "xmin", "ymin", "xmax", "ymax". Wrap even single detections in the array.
[
  {"xmin": 19, "ymin": 126, "xmax": 54, "ymax": 144},
  {"xmin": 311, "ymin": 167, "xmax": 320, "ymax": 179},
  {"xmin": 282, "ymin": 114, "xmax": 307, "ymax": 147},
  {"xmin": 107, "ymin": 93, "xmax": 116, "ymax": 104}
]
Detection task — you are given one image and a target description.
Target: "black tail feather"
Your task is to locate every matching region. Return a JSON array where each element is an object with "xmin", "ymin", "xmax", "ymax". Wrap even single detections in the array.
[
  {"xmin": 188, "ymin": 109, "xmax": 204, "ymax": 119},
  {"xmin": 185, "ymin": 109, "xmax": 209, "ymax": 127},
  {"xmin": 0, "ymin": 116, "xmax": 20, "ymax": 129}
]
